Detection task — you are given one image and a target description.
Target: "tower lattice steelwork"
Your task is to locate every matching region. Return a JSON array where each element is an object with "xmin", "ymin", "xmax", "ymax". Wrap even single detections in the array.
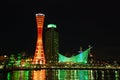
[{"xmin": 33, "ymin": 13, "xmax": 45, "ymax": 64}]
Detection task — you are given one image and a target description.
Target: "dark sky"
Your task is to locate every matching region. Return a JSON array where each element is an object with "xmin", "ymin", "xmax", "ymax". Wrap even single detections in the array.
[{"xmin": 1, "ymin": 1, "xmax": 120, "ymax": 59}]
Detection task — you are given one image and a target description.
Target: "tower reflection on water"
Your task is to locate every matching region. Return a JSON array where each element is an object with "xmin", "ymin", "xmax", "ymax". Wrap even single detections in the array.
[
  {"xmin": 7, "ymin": 70, "xmax": 89, "ymax": 80},
  {"xmin": 7, "ymin": 70, "xmax": 120, "ymax": 80},
  {"xmin": 32, "ymin": 70, "xmax": 46, "ymax": 80},
  {"xmin": 7, "ymin": 70, "xmax": 46, "ymax": 80}
]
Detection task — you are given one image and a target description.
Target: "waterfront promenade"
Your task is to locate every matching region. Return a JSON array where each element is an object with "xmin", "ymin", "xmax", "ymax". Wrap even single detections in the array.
[{"xmin": 2, "ymin": 64, "xmax": 120, "ymax": 71}]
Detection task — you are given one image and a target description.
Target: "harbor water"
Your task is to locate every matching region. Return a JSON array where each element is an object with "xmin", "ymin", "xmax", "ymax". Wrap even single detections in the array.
[{"xmin": 0, "ymin": 69, "xmax": 120, "ymax": 80}]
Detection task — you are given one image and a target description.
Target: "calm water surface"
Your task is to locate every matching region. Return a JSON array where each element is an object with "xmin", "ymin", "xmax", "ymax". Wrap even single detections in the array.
[{"xmin": 0, "ymin": 69, "xmax": 120, "ymax": 80}]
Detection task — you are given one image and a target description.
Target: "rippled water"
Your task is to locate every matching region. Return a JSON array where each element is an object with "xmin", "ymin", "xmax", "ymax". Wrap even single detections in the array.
[{"xmin": 0, "ymin": 69, "xmax": 120, "ymax": 80}]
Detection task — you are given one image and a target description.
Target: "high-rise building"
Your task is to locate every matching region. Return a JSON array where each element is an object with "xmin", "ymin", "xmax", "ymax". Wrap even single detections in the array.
[
  {"xmin": 33, "ymin": 13, "xmax": 45, "ymax": 64},
  {"xmin": 44, "ymin": 24, "xmax": 59, "ymax": 64}
]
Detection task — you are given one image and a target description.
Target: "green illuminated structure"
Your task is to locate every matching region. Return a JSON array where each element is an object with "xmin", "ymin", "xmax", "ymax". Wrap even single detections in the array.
[
  {"xmin": 7, "ymin": 54, "xmax": 16, "ymax": 67},
  {"xmin": 58, "ymin": 47, "xmax": 91, "ymax": 64}
]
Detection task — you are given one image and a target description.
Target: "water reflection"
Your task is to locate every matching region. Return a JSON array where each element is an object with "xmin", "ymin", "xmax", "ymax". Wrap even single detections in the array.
[
  {"xmin": 58, "ymin": 70, "xmax": 88, "ymax": 80},
  {"xmin": 115, "ymin": 70, "xmax": 119, "ymax": 80},
  {"xmin": 32, "ymin": 70, "xmax": 46, "ymax": 80},
  {"xmin": 7, "ymin": 70, "xmax": 29, "ymax": 80},
  {"xmin": 6, "ymin": 69, "xmax": 120, "ymax": 80},
  {"xmin": 46, "ymin": 70, "xmax": 58, "ymax": 80}
]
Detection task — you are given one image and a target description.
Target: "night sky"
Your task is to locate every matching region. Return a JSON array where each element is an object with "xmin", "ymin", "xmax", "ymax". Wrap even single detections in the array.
[{"xmin": 1, "ymin": 1, "xmax": 120, "ymax": 59}]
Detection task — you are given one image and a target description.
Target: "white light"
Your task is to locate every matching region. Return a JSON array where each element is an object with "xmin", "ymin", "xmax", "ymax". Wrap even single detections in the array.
[
  {"xmin": 4, "ymin": 55, "xmax": 7, "ymax": 58},
  {"xmin": 47, "ymin": 24, "xmax": 57, "ymax": 28},
  {"xmin": 36, "ymin": 13, "xmax": 45, "ymax": 16}
]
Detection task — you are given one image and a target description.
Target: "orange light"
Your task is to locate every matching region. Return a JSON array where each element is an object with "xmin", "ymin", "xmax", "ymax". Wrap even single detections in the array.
[
  {"xmin": 33, "ymin": 13, "xmax": 45, "ymax": 64},
  {"xmin": 32, "ymin": 70, "xmax": 46, "ymax": 80}
]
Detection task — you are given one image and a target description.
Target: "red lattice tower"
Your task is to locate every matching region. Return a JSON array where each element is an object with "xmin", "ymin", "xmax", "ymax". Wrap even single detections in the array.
[{"xmin": 33, "ymin": 13, "xmax": 45, "ymax": 64}]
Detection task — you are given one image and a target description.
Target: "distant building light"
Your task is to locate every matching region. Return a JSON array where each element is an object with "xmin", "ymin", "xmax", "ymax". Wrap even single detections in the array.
[
  {"xmin": 47, "ymin": 24, "xmax": 56, "ymax": 28},
  {"xmin": 4, "ymin": 55, "xmax": 7, "ymax": 58}
]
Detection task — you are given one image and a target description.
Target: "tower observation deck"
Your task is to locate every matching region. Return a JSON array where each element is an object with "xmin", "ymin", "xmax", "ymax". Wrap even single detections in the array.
[{"xmin": 33, "ymin": 13, "xmax": 45, "ymax": 64}]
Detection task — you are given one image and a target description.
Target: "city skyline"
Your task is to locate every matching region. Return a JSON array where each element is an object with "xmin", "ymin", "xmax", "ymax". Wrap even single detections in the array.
[{"xmin": 1, "ymin": 1, "xmax": 120, "ymax": 59}]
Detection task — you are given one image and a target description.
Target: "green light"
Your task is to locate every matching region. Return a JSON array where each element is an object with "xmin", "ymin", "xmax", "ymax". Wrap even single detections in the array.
[
  {"xmin": 58, "ymin": 48, "xmax": 91, "ymax": 64},
  {"xmin": 58, "ymin": 70, "xmax": 88, "ymax": 79},
  {"xmin": 7, "ymin": 72, "xmax": 11, "ymax": 80},
  {"xmin": 47, "ymin": 24, "xmax": 56, "ymax": 28},
  {"xmin": 7, "ymin": 71, "xmax": 29, "ymax": 80}
]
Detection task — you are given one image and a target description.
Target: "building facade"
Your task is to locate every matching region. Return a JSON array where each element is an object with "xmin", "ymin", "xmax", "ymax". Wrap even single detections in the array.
[{"xmin": 44, "ymin": 24, "xmax": 59, "ymax": 64}]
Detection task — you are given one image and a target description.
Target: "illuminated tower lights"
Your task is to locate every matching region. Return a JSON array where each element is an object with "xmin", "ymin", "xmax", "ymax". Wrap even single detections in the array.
[{"xmin": 33, "ymin": 13, "xmax": 45, "ymax": 64}]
